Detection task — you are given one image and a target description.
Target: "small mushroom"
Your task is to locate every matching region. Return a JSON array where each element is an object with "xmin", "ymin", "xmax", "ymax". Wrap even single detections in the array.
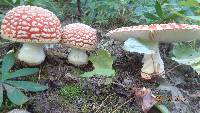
[
  {"xmin": 61, "ymin": 23, "xmax": 97, "ymax": 66},
  {"xmin": 106, "ymin": 23, "xmax": 200, "ymax": 79},
  {"xmin": 1, "ymin": 5, "xmax": 62, "ymax": 65}
]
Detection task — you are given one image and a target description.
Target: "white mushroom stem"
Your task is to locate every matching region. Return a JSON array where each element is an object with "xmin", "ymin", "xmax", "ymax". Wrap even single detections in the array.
[
  {"xmin": 17, "ymin": 43, "xmax": 45, "ymax": 65},
  {"xmin": 68, "ymin": 48, "xmax": 88, "ymax": 66},
  {"xmin": 141, "ymin": 42, "xmax": 165, "ymax": 79}
]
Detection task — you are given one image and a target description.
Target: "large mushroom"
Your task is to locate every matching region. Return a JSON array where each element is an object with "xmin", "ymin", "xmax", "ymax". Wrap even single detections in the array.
[
  {"xmin": 1, "ymin": 5, "xmax": 62, "ymax": 65},
  {"xmin": 61, "ymin": 23, "xmax": 97, "ymax": 66},
  {"xmin": 106, "ymin": 23, "xmax": 200, "ymax": 79}
]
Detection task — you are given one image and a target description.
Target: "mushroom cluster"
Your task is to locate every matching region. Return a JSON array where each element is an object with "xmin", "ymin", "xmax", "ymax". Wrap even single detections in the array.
[
  {"xmin": 1, "ymin": 5, "xmax": 200, "ymax": 80},
  {"xmin": 107, "ymin": 23, "xmax": 200, "ymax": 79},
  {"xmin": 1, "ymin": 5, "xmax": 62, "ymax": 65},
  {"xmin": 1, "ymin": 5, "xmax": 97, "ymax": 66}
]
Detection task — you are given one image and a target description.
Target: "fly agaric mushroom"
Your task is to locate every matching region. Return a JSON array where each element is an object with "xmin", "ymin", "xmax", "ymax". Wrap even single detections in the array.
[
  {"xmin": 61, "ymin": 23, "xmax": 97, "ymax": 66},
  {"xmin": 106, "ymin": 23, "xmax": 200, "ymax": 79},
  {"xmin": 1, "ymin": 5, "xmax": 62, "ymax": 65}
]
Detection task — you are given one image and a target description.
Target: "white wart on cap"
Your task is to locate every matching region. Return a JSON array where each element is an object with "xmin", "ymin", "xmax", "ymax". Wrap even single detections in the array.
[
  {"xmin": 1, "ymin": 5, "xmax": 62, "ymax": 65},
  {"xmin": 61, "ymin": 23, "xmax": 97, "ymax": 66}
]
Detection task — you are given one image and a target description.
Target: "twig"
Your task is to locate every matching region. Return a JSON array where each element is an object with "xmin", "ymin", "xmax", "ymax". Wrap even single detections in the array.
[
  {"xmin": 112, "ymin": 98, "xmax": 133, "ymax": 113},
  {"xmin": 95, "ymin": 95, "xmax": 111, "ymax": 113},
  {"xmin": 165, "ymin": 64, "xmax": 182, "ymax": 74},
  {"xmin": 111, "ymin": 82, "xmax": 129, "ymax": 89}
]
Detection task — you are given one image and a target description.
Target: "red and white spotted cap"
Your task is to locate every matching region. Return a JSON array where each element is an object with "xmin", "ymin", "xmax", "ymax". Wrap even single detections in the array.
[
  {"xmin": 106, "ymin": 25, "xmax": 150, "ymax": 41},
  {"xmin": 149, "ymin": 23, "xmax": 200, "ymax": 42},
  {"xmin": 1, "ymin": 5, "xmax": 62, "ymax": 43},
  {"xmin": 107, "ymin": 23, "xmax": 200, "ymax": 42},
  {"xmin": 61, "ymin": 23, "xmax": 97, "ymax": 51}
]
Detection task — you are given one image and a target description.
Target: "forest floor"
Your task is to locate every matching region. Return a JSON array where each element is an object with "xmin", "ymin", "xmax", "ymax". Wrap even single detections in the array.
[{"xmin": 0, "ymin": 25, "xmax": 200, "ymax": 113}]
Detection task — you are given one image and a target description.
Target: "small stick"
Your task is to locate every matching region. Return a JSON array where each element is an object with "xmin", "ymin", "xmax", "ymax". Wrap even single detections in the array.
[{"xmin": 112, "ymin": 98, "xmax": 133, "ymax": 113}]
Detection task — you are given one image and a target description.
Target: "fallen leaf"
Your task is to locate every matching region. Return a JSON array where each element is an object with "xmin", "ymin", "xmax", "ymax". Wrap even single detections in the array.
[
  {"xmin": 135, "ymin": 87, "xmax": 157, "ymax": 113},
  {"xmin": 80, "ymin": 49, "xmax": 115, "ymax": 77},
  {"xmin": 172, "ymin": 44, "xmax": 200, "ymax": 74}
]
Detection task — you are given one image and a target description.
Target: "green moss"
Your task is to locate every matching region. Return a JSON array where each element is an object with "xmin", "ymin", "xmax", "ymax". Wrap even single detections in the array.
[{"xmin": 59, "ymin": 84, "xmax": 81, "ymax": 101}]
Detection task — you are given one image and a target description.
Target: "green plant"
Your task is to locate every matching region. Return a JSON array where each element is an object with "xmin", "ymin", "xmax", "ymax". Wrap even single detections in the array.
[
  {"xmin": 144, "ymin": 0, "xmax": 185, "ymax": 24},
  {"xmin": 81, "ymin": 49, "xmax": 115, "ymax": 77},
  {"xmin": 69, "ymin": 0, "xmax": 137, "ymax": 26},
  {"xmin": 0, "ymin": 0, "xmax": 32, "ymax": 7},
  {"xmin": 0, "ymin": 0, "xmax": 67, "ymax": 21},
  {"xmin": 0, "ymin": 52, "xmax": 48, "ymax": 107},
  {"xmin": 32, "ymin": 0, "xmax": 67, "ymax": 20},
  {"xmin": 179, "ymin": 0, "xmax": 200, "ymax": 22},
  {"xmin": 60, "ymin": 84, "xmax": 81, "ymax": 99},
  {"xmin": 171, "ymin": 43, "xmax": 200, "ymax": 74}
]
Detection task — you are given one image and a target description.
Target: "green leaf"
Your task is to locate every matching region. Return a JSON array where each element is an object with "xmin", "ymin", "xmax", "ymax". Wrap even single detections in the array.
[
  {"xmin": 196, "ymin": 0, "xmax": 200, "ymax": 3},
  {"xmin": 0, "ymin": 14, "xmax": 5, "ymax": 22},
  {"xmin": 12, "ymin": 0, "xmax": 17, "ymax": 3},
  {"xmin": 187, "ymin": 16, "xmax": 200, "ymax": 21},
  {"xmin": 190, "ymin": 61, "xmax": 200, "ymax": 74},
  {"xmin": 172, "ymin": 44, "xmax": 200, "ymax": 65},
  {"xmin": 180, "ymin": 0, "xmax": 199, "ymax": 7},
  {"xmin": 5, "ymin": 80, "xmax": 48, "ymax": 92},
  {"xmin": 144, "ymin": 12, "xmax": 159, "ymax": 20},
  {"xmin": 4, "ymin": 84, "xmax": 28, "ymax": 105},
  {"xmin": 171, "ymin": 44, "xmax": 200, "ymax": 74},
  {"xmin": 123, "ymin": 38, "xmax": 157, "ymax": 54},
  {"xmin": 1, "ymin": 52, "xmax": 15, "ymax": 76},
  {"xmin": 155, "ymin": 1, "xmax": 163, "ymax": 18},
  {"xmin": 0, "ymin": 83, "xmax": 3, "ymax": 107},
  {"xmin": 32, "ymin": 0, "xmax": 65, "ymax": 20},
  {"xmin": 3, "ymin": 68, "xmax": 39, "ymax": 80},
  {"xmin": 81, "ymin": 49, "xmax": 115, "ymax": 77},
  {"xmin": 154, "ymin": 104, "xmax": 171, "ymax": 113}
]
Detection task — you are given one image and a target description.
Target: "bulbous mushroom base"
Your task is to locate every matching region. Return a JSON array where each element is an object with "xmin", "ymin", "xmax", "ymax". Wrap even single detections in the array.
[
  {"xmin": 68, "ymin": 48, "xmax": 88, "ymax": 66},
  {"xmin": 141, "ymin": 44, "xmax": 165, "ymax": 79},
  {"xmin": 17, "ymin": 43, "xmax": 45, "ymax": 65}
]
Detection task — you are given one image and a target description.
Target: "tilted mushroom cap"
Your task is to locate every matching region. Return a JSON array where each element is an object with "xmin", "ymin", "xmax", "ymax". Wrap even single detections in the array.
[
  {"xmin": 61, "ymin": 23, "xmax": 97, "ymax": 50},
  {"xmin": 150, "ymin": 23, "xmax": 200, "ymax": 42},
  {"xmin": 106, "ymin": 25, "xmax": 151, "ymax": 41},
  {"xmin": 106, "ymin": 23, "xmax": 200, "ymax": 42},
  {"xmin": 1, "ymin": 5, "xmax": 62, "ymax": 43}
]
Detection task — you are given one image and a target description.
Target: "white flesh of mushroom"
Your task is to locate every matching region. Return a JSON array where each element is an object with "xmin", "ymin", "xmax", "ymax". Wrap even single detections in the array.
[
  {"xmin": 141, "ymin": 42, "xmax": 165, "ymax": 79},
  {"xmin": 17, "ymin": 43, "xmax": 45, "ymax": 65},
  {"xmin": 68, "ymin": 48, "xmax": 88, "ymax": 66}
]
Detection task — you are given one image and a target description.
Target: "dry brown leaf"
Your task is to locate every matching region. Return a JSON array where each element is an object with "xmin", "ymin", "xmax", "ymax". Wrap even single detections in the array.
[{"xmin": 135, "ymin": 87, "xmax": 157, "ymax": 113}]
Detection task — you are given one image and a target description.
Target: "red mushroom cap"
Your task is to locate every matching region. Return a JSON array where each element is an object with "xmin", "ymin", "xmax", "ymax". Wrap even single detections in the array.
[
  {"xmin": 106, "ymin": 25, "xmax": 151, "ymax": 41},
  {"xmin": 61, "ymin": 23, "xmax": 97, "ymax": 51},
  {"xmin": 149, "ymin": 23, "xmax": 200, "ymax": 42},
  {"xmin": 1, "ymin": 5, "xmax": 62, "ymax": 43},
  {"xmin": 107, "ymin": 23, "xmax": 200, "ymax": 42}
]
